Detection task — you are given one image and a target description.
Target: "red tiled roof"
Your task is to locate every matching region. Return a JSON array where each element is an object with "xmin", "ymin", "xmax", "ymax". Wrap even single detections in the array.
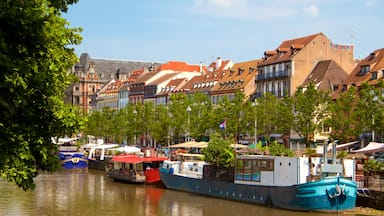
[
  {"xmin": 211, "ymin": 59, "xmax": 261, "ymax": 92},
  {"xmin": 259, "ymin": 33, "xmax": 323, "ymax": 65},
  {"xmin": 159, "ymin": 61, "xmax": 205, "ymax": 73},
  {"xmin": 302, "ymin": 60, "xmax": 348, "ymax": 92},
  {"xmin": 182, "ymin": 71, "xmax": 226, "ymax": 92},
  {"xmin": 343, "ymin": 48, "xmax": 384, "ymax": 85}
]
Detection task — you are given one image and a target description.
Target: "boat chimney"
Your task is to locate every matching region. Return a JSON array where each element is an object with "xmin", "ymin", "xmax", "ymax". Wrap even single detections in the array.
[
  {"xmin": 323, "ymin": 140, "xmax": 328, "ymax": 164},
  {"xmin": 332, "ymin": 140, "xmax": 337, "ymax": 164}
]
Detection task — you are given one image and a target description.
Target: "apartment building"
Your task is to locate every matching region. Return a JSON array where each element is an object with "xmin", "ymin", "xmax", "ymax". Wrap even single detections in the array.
[{"xmin": 252, "ymin": 33, "xmax": 355, "ymax": 100}]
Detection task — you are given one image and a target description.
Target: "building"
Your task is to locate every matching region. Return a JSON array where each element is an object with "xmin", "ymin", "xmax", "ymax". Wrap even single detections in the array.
[
  {"xmin": 65, "ymin": 53, "xmax": 159, "ymax": 113},
  {"xmin": 338, "ymin": 48, "xmax": 384, "ymax": 92},
  {"xmin": 129, "ymin": 61, "xmax": 204, "ymax": 105},
  {"xmin": 210, "ymin": 59, "xmax": 262, "ymax": 103},
  {"xmin": 252, "ymin": 33, "xmax": 355, "ymax": 100}
]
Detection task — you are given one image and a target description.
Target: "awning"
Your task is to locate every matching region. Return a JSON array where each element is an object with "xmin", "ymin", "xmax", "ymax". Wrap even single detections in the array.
[
  {"xmin": 170, "ymin": 142, "xmax": 208, "ymax": 148},
  {"xmin": 169, "ymin": 142, "xmax": 248, "ymax": 149},
  {"xmin": 112, "ymin": 146, "xmax": 141, "ymax": 154},
  {"xmin": 111, "ymin": 155, "xmax": 167, "ymax": 164},
  {"xmin": 335, "ymin": 141, "xmax": 359, "ymax": 151},
  {"xmin": 315, "ymin": 141, "xmax": 359, "ymax": 154},
  {"xmin": 352, "ymin": 142, "xmax": 384, "ymax": 154}
]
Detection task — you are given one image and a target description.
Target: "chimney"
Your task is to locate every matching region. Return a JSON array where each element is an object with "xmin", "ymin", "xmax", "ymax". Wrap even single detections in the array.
[
  {"xmin": 216, "ymin": 57, "xmax": 222, "ymax": 70},
  {"xmin": 200, "ymin": 61, "xmax": 204, "ymax": 75}
]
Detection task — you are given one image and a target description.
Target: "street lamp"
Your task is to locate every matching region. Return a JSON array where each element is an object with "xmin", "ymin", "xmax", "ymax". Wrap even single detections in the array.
[
  {"xmin": 133, "ymin": 109, "xmax": 137, "ymax": 145},
  {"xmin": 187, "ymin": 105, "xmax": 191, "ymax": 142},
  {"xmin": 252, "ymin": 101, "xmax": 258, "ymax": 145}
]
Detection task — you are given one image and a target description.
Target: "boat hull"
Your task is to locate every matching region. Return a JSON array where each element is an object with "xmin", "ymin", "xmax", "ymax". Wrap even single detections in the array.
[
  {"xmin": 107, "ymin": 168, "xmax": 163, "ymax": 184},
  {"xmin": 59, "ymin": 153, "xmax": 88, "ymax": 169},
  {"xmin": 160, "ymin": 167, "xmax": 356, "ymax": 212}
]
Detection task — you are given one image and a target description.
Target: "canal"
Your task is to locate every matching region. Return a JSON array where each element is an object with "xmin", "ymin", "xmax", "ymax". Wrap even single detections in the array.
[{"xmin": 0, "ymin": 169, "xmax": 380, "ymax": 216}]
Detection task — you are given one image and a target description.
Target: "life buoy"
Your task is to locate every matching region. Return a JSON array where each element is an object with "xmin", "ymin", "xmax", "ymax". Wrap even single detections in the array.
[{"xmin": 72, "ymin": 157, "xmax": 80, "ymax": 163}]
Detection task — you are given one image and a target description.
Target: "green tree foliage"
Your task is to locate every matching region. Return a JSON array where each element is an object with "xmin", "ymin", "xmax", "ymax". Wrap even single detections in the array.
[
  {"xmin": 327, "ymin": 86, "xmax": 360, "ymax": 142},
  {"xmin": 0, "ymin": 0, "xmax": 82, "ymax": 190},
  {"xmin": 256, "ymin": 93, "xmax": 281, "ymax": 143},
  {"xmin": 188, "ymin": 92, "xmax": 212, "ymax": 141},
  {"xmin": 268, "ymin": 141, "xmax": 294, "ymax": 156},
  {"xmin": 291, "ymin": 83, "xmax": 330, "ymax": 147},
  {"xmin": 202, "ymin": 133, "xmax": 235, "ymax": 167},
  {"xmin": 356, "ymin": 82, "xmax": 384, "ymax": 141},
  {"xmin": 364, "ymin": 159, "xmax": 384, "ymax": 175}
]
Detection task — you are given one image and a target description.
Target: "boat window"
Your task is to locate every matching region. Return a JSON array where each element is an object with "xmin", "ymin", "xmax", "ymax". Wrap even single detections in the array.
[
  {"xmin": 136, "ymin": 163, "xmax": 143, "ymax": 171},
  {"xmin": 236, "ymin": 158, "xmax": 274, "ymax": 181}
]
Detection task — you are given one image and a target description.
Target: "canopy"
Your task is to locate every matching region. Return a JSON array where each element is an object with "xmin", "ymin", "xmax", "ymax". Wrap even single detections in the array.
[
  {"xmin": 111, "ymin": 155, "xmax": 167, "ymax": 164},
  {"xmin": 352, "ymin": 142, "xmax": 384, "ymax": 154},
  {"xmin": 112, "ymin": 146, "xmax": 141, "ymax": 154},
  {"xmin": 170, "ymin": 142, "xmax": 208, "ymax": 148},
  {"xmin": 86, "ymin": 144, "xmax": 120, "ymax": 160},
  {"xmin": 335, "ymin": 141, "xmax": 359, "ymax": 151},
  {"xmin": 316, "ymin": 141, "xmax": 359, "ymax": 154},
  {"xmin": 169, "ymin": 141, "xmax": 248, "ymax": 149}
]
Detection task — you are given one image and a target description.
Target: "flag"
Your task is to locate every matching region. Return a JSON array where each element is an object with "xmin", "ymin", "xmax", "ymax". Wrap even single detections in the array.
[{"xmin": 219, "ymin": 120, "xmax": 226, "ymax": 129}]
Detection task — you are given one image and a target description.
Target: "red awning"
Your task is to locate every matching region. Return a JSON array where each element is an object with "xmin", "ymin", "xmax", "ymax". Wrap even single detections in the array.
[{"xmin": 111, "ymin": 155, "xmax": 167, "ymax": 164}]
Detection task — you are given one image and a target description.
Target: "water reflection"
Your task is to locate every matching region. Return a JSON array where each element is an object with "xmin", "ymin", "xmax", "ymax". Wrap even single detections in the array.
[{"xmin": 0, "ymin": 169, "xmax": 375, "ymax": 216}]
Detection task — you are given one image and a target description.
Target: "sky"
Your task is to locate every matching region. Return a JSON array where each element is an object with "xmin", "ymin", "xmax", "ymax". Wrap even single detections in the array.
[{"xmin": 64, "ymin": 0, "xmax": 384, "ymax": 65}]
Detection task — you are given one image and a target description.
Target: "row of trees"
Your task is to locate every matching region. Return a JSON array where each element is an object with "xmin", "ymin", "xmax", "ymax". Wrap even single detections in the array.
[{"xmin": 85, "ymin": 81, "xmax": 384, "ymax": 148}]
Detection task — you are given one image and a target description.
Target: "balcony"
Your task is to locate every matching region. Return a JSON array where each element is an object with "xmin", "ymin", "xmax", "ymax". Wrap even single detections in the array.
[{"xmin": 256, "ymin": 70, "xmax": 289, "ymax": 81}]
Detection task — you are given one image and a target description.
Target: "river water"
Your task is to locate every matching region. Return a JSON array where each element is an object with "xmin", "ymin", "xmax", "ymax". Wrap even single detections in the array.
[{"xmin": 0, "ymin": 169, "xmax": 378, "ymax": 216}]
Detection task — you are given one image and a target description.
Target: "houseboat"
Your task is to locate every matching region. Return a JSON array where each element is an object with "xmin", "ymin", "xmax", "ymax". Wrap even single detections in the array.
[
  {"xmin": 56, "ymin": 137, "xmax": 88, "ymax": 169},
  {"xmin": 160, "ymin": 142, "xmax": 357, "ymax": 212},
  {"xmin": 107, "ymin": 149, "xmax": 168, "ymax": 184}
]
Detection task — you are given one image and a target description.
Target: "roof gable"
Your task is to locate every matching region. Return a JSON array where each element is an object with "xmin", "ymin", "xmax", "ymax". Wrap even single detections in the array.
[{"xmin": 302, "ymin": 60, "xmax": 348, "ymax": 92}]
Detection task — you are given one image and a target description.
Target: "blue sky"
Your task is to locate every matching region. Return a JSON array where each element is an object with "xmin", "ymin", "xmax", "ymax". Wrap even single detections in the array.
[{"xmin": 64, "ymin": 0, "xmax": 384, "ymax": 65}]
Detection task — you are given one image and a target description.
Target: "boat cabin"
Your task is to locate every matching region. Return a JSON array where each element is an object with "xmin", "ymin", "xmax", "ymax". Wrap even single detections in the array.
[
  {"xmin": 234, "ymin": 155, "xmax": 355, "ymax": 186},
  {"xmin": 107, "ymin": 154, "xmax": 168, "ymax": 184}
]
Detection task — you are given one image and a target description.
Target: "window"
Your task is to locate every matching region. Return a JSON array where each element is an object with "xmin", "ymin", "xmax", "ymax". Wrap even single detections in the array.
[
  {"xmin": 371, "ymin": 72, "xmax": 378, "ymax": 80},
  {"xmin": 358, "ymin": 65, "xmax": 370, "ymax": 76}
]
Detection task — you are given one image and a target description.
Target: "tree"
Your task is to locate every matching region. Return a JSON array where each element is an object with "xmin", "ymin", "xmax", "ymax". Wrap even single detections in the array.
[
  {"xmin": 0, "ymin": 0, "xmax": 82, "ymax": 190},
  {"xmin": 291, "ymin": 83, "xmax": 330, "ymax": 147},
  {"xmin": 202, "ymin": 133, "xmax": 235, "ymax": 167},
  {"xmin": 356, "ymin": 82, "xmax": 384, "ymax": 142},
  {"xmin": 327, "ymin": 86, "xmax": 360, "ymax": 142},
  {"xmin": 257, "ymin": 93, "xmax": 281, "ymax": 143},
  {"xmin": 188, "ymin": 92, "xmax": 212, "ymax": 141}
]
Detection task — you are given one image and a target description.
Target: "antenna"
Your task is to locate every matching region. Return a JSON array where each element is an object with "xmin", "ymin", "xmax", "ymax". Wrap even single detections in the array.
[{"xmin": 349, "ymin": 30, "xmax": 355, "ymax": 44}]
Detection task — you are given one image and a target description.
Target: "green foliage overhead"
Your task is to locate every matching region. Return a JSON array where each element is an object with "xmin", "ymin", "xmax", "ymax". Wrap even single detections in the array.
[{"xmin": 0, "ymin": 0, "xmax": 82, "ymax": 190}]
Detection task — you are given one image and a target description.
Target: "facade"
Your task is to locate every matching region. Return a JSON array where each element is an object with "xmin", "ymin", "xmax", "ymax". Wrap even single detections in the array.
[
  {"xmin": 156, "ymin": 78, "xmax": 190, "ymax": 105},
  {"xmin": 65, "ymin": 53, "xmax": 159, "ymax": 113},
  {"xmin": 252, "ymin": 33, "xmax": 355, "ymax": 100},
  {"xmin": 65, "ymin": 60, "xmax": 105, "ymax": 113},
  {"xmin": 96, "ymin": 79, "xmax": 123, "ymax": 110},
  {"xmin": 118, "ymin": 68, "xmax": 150, "ymax": 109},
  {"xmin": 130, "ymin": 61, "xmax": 205, "ymax": 105}
]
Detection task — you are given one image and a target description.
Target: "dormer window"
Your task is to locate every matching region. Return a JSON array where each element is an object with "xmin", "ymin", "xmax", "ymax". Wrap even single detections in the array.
[
  {"xmin": 358, "ymin": 65, "xmax": 370, "ymax": 76},
  {"xmin": 371, "ymin": 71, "xmax": 378, "ymax": 80},
  {"xmin": 342, "ymin": 84, "xmax": 347, "ymax": 92}
]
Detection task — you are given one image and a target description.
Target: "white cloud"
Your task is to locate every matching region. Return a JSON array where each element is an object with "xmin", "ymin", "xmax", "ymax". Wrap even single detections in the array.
[
  {"xmin": 194, "ymin": 0, "xmax": 247, "ymax": 8},
  {"xmin": 304, "ymin": 5, "xmax": 319, "ymax": 17}
]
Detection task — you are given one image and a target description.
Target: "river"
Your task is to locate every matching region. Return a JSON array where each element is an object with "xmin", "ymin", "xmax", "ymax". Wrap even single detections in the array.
[{"xmin": 0, "ymin": 169, "xmax": 380, "ymax": 216}]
